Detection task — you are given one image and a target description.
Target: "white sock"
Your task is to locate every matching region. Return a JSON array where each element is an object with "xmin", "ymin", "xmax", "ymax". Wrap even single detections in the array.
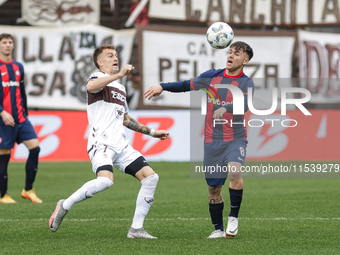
[
  {"xmin": 131, "ymin": 174, "xmax": 159, "ymax": 229},
  {"xmin": 63, "ymin": 177, "xmax": 113, "ymax": 210}
]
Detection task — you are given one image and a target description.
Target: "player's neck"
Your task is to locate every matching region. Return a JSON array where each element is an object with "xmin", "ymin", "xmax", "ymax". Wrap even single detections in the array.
[
  {"xmin": 226, "ymin": 67, "xmax": 243, "ymax": 77},
  {"xmin": 100, "ymin": 68, "xmax": 115, "ymax": 76},
  {"xmin": 0, "ymin": 53, "xmax": 12, "ymax": 63}
]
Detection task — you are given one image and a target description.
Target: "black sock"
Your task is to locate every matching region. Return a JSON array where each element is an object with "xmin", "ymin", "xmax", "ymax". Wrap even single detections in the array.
[
  {"xmin": 229, "ymin": 188, "xmax": 243, "ymax": 218},
  {"xmin": 0, "ymin": 154, "xmax": 11, "ymax": 198},
  {"xmin": 25, "ymin": 147, "xmax": 40, "ymax": 191},
  {"xmin": 209, "ymin": 202, "xmax": 224, "ymax": 231}
]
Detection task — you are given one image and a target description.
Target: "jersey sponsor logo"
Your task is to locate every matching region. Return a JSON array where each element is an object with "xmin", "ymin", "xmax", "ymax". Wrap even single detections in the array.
[
  {"xmin": 2, "ymin": 81, "xmax": 19, "ymax": 87},
  {"xmin": 208, "ymin": 96, "xmax": 232, "ymax": 106},
  {"xmin": 111, "ymin": 90, "xmax": 126, "ymax": 102},
  {"xmin": 87, "ymin": 86, "xmax": 126, "ymax": 106}
]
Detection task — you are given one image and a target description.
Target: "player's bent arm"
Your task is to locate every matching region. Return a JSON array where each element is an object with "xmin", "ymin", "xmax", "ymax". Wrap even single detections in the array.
[
  {"xmin": 86, "ymin": 74, "xmax": 124, "ymax": 93},
  {"xmin": 87, "ymin": 64, "xmax": 135, "ymax": 93},
  {"xmin": 123, "ymin": 113, "xmax": 170, "ymax": 140}
]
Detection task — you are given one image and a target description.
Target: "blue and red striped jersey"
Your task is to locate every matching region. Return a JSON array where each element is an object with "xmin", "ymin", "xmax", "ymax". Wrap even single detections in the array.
[
  {"xmin": 161, "ymin": 68, "xmax": 254, "ymax": 143},
  {"xmin": 0, "ymin": 59, "xmax": 28, "ymax": 124}
]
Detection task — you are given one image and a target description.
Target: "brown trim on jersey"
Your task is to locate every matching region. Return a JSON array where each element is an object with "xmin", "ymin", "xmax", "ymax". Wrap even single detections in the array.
[{"xmin": 87, "ymin": 86, "xmax": 126, "ymax": 106}]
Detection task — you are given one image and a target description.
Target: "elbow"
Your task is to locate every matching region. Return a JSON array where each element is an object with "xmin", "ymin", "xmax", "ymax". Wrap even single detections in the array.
[
  {"xmin": 123, "ymin": 119, "xmax": 128, "ymax": 127},
  {"xmin": 86, "ymin": 83, "xmax": 95, "ymax": 93},
  {"xmin": 123, "ymin": 114, "xmax": 131, "ymax": 127},
  {"xmin": 86, "ymin": 81, "xmax": 99, "ymax": 93},
  {"xmin": 123, "ymin": 117, "xmax": 129, "ymax": 127}
]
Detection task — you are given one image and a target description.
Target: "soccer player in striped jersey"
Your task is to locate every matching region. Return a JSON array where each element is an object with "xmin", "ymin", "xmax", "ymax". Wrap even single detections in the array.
[
  {"xmin": 0, "ymin": 33, "xmax": 42, "ymax": 204},
  {"xmin": 49, "ymin": 45, "xmax": 169, "ymax": 238},
  {"xmin": 145, "ymin": 41, "xmax": 254, "ymax": 238}
]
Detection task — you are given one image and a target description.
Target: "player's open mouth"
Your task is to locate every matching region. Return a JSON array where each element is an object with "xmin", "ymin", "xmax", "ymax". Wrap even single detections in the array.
[
  {"xmin": 227, "ymin": 60, "xmax": 233, "ymax": 64},
  {"xmin": 113, "ymin": 63, "xmax": 118, "ymax": 67}
]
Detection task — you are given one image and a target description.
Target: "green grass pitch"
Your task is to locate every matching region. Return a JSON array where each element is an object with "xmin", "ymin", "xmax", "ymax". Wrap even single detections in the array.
[{"xmin": 0, "ymin": 161, "xmax": 339, "ymax": 255}]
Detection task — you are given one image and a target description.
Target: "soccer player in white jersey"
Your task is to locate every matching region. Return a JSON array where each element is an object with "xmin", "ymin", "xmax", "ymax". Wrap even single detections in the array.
[{"xmin": 49, "ymin": 45, "xmax": 169, "ymax": 239}]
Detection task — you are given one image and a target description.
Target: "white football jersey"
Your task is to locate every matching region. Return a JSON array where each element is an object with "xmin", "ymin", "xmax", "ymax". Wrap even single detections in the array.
[{"xmin": 86, "ymin": 71, "xmax": 129, "ymax": 153}]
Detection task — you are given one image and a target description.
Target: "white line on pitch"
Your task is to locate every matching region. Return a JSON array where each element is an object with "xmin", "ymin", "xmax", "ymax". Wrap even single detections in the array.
[{"xmin": 1, "ymin": 217, "xmax": 340, "ymax": 222}]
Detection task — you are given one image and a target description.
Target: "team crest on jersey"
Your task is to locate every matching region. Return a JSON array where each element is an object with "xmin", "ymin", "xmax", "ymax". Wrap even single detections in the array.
[
  {"xmin": 15, "ymin": 70, "xmax": 20, "ymax": 76},
  {"xmin": 116, "ymin": 109, "xmax": 124, "ymax": 119}
]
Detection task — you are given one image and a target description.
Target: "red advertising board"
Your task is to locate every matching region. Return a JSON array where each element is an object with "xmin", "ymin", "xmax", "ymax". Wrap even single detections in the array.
[
  {"xmin": 8, "ymin": 110, "xmax": 340, "ymax": 162},
  {"xmin": 12, "ymin": 111, "xmax": 89, "ymax": 161},
  {"xmin": 245, "ymin": 110, "xmax": 340, "ymax": 161}
]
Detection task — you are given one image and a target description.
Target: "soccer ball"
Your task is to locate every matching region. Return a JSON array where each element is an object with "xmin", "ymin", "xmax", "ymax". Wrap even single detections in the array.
[{"xmin": 206, "ymin": 22, "xmax": 234, "ymax": 49}]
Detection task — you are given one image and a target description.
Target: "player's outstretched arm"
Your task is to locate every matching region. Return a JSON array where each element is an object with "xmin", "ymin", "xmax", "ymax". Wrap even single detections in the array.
[
  {"xmin": 144, "ymin": 85, "xmax": 163, "ymax": 100},
  {"xmin": 123, "ymin": 113, "xmax": 169, "ymax": 140}
]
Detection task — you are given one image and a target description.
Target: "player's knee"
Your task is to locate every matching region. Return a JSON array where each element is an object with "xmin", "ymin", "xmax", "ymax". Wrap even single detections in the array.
[
  {"xmin": 29, "ymin": 146, "xmax": 40, "ymax": 157},
  {"xmin": 151, "ymin": 173, "xmax": 159, "ymax": 184},
  {"xmin": 229, "ymin": 172, "xmax": 242, "ymax": 179},
  {"xmin": 84, "ymin": 177, "xmax": 114, "ymax": 198},
  {"xmin": 230, "ymin": 177, "xmax": 243, "ymax": 187},
  {"xmin": 142, "ymin": 173, "xmax": 159, "ymax": 188},
  {"xmin": 229, "ymin": 166, "xmax": 242, "ymax": 179},
  {"xmin": 97, "ymin": 176, "xmax": 113, "ymax": 190}
]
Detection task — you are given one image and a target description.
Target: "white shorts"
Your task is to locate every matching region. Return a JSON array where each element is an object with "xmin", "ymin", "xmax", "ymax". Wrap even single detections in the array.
[{"xmin": 89, "ymin": 143, "xmax": 143, "ymax": 174}]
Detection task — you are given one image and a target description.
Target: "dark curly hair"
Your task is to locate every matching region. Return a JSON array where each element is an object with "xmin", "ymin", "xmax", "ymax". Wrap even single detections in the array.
[{"xmin": 230, "ymin": 41, "xmax": 253, "ymax": 60}]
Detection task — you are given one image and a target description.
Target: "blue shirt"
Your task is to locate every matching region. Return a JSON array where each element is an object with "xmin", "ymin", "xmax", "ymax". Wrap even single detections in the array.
[{"xmin": 161, "ymin": 68, "xmax": 254, "ymax": 143}]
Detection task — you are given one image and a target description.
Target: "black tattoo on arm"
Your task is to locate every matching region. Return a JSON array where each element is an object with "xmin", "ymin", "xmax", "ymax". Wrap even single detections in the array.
[{"xmin": 125, "ymin": 117, "xmax": 151, "ymax": 135}]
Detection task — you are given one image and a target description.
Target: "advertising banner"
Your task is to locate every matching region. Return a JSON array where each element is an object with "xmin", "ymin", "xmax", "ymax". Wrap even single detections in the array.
[
  {"xmin": 10, "ymin": 109, "xmax": 340, "ymax": 162},
  {"xmin": 149, "ymin": 0, "xmax": 340, "ymax": 26},
  {"xmin": 298, "ymin": 30, "xmax": 340, "ymax": 105},
  {"xmin": 22, "ymin": 0, "xmax": 100, "ymax": 26},
  {"xmin": 0, "ymin": 25, "xmax": 136, "ymax": 110},
  {"xmin": 140, "ymin": 26, "xmax": 296, "ymax": 109},
  {"xmin": 11, "ymin": 110, "xmax": 190, "ymax": 162},
  {"xmin": 190, "ymin": 109, "xmax": 340, "ymax": 161}
]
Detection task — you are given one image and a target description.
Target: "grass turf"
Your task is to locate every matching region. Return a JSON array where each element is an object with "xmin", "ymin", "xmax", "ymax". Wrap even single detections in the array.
[{"xmin": 0, "ymin": 161, "xmax": 339, "ymax": 255}]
